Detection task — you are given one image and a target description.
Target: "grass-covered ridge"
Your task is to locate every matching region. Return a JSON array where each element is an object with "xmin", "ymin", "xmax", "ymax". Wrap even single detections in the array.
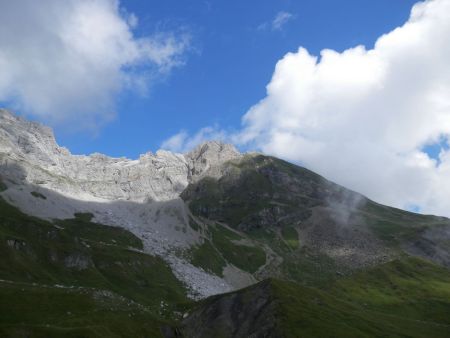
[
  {"xmin": 0, "ymin": 281, "xmax": 165, "ymax": 338},
  {"xmin": 361, "ymin": 201, "xmax": 447, "ymax": 244},
  {"xmin": 188, "ymin": 239, "xmax": 226, "ymax": 276},
  {"xmin": 210, "ymin": 223, "xmax": 266, "ymax": 274},
  {"xmin": 332, "ymin": 256, "xmax": 450, "ymax": 325},
  {"xmin": 60, "ymin": 213, "xmax": 143, "ymax": 250}
]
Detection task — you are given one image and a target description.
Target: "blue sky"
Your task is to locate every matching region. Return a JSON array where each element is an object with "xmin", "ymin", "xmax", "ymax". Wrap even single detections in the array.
[{"xmin": 54, "ymin": 0, "xmax": 417, "ymax": 158}]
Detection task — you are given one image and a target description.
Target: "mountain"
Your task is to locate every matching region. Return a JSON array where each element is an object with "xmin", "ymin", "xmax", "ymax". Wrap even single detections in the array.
[
  {"xmin": 0, "ymin": 108, "xmax": 244, "ymax": 298},
  {"xmin": 1, "ymin": 108, "xmax": 450, "ymax": 337}
]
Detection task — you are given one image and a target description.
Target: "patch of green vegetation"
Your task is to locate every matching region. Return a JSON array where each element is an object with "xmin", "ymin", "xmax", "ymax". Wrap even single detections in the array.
[
  {"xmin": 188, "ymin": 240, "xmax": 226, "ymax": 276},
  {"xmin": 230, "ymin": 224, "xmax": 339, "ymax": 287},
  {"xmin": 369, "ymin": 219, "xmax": 422, "ymax": 244},
  {"xmin": 363, "ymin": 201, "xmax": 442, "ymax": 223},
  {"xmin": 58, "ymin": 216, "xmax": 143, "ymax": 250},
  {"xmin": 331, "ymin": 257, "xmax": 450, "ymax": 326},
  {"xmin": 30, "ymin": 191, "xmax": 47, "ymax": 199},
  {"xmin": 247, "ymin": 227, "xmax": 291, "ymax": 255},
  {"xmin": 361, "ymin": 201, "xmax": 444, "ymax": 245},
  {"xmin": 247, "ymin": 227, "xmax": 338, "ymax": 287},
  {"xmin": 271, "ymin": 274, "xmax": 450, "ymax": 338},
  {"xmin": 281, "ymin": 226, "xmax": 299, "ymax": 250},
  {"xmin": 213, "ymin": 222, "xmax": 242, "ymax": 240},
  {"xmin": 86, "ymin": 242, "xmax": 188, "ymax": 312},
  {"xmin": 210, "ymin": 224, "xmax": 266, "ymax": 273},
  {"xmin": 0, "ymin": 281, "xmax": 166, "ymax": 338},
  {"xmin": 280, "ymin": 248, "xmax": 340, "ymax": 288},
  {"xmin": 73, "ymin": 212, "xmax": 94, "ymax": 222}
]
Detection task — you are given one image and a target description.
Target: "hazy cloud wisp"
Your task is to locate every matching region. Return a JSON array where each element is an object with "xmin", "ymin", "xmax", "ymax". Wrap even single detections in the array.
[
  {"xmin": 258, "ymin": 11, "xmax": 295, "ymax": 31},
  {"xmin": 272, "ymin": 11, "xmax": 294, "ymax": 31}
]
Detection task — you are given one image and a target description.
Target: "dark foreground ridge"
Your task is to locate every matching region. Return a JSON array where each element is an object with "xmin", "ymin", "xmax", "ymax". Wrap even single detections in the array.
[{"xmin": 178, "ymin": 258, "xmax": 450, "ymax": 337}]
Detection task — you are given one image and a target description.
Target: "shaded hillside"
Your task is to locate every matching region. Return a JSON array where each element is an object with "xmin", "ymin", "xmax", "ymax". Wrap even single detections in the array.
[{"xmin": 181, "ymin": 154, "xmax": 450, "ymax": 285}]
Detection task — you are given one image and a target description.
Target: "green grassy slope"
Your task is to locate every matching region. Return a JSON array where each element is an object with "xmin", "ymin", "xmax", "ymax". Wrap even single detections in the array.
[
  {"xmin": 181, "ymin": 257, "xmax": 450, "ymax": 338},
  {"xmin": 0, "ymin": 197, "xmax": 190, "ymax": 337},
  {"xmin": 361, "ymin": 201, "xmax": 448, "ymax": 245},
  {"xmin": 0, "ymin": 281, "xmax": 164, "ymax": 338},
  {"xmin": 332, "ymin": 257, "xmax": 450, "ymax": 326},
  {"xmin": 186, "ymin": 222, "xmax": 267, "ymax": 276}
]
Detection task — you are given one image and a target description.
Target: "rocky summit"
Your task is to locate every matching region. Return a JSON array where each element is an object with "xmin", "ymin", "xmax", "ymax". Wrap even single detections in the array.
[
  {"xmin": 0, "ymin": 108, "xmax": 241, "ymax": 203},
  {"xmin": 1, "ymin": 109, "xmax": 450, "ymax": 337}
]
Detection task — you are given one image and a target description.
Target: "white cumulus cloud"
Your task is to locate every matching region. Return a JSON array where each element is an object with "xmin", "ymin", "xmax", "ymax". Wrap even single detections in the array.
[
  {"xmin": 0, "ymin": 0, "xmax": 190, "ymax": 129},
  {"xmin": 240, "ymin": 0, "xmax": 450, "ymax": 216}
]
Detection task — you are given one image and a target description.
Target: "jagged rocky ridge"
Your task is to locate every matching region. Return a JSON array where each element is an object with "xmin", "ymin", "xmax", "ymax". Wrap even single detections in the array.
[{"xmin": 0, "ymin": 108, "xmax": 240, "ymax": 202}]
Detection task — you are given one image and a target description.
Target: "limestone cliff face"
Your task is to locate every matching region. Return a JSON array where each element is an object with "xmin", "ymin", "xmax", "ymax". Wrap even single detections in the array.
[{"xmin": 0, "ymin": 109, "xmax": 241, "ymax": 202}]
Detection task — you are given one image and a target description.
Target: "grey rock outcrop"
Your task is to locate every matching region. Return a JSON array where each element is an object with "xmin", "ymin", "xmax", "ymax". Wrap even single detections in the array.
[
  {"xmin": 0, "ymin": 108, "xmax": 241, "ymax": 203},
  {"xmin": 186, "ymin": 140, "xmax": 242, "ymax": 182}
]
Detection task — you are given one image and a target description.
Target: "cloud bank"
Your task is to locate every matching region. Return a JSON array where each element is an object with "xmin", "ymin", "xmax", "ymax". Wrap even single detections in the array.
[
  {"xmin": 163, "ymin": 0, "xmax": 450, "ymax": 217},
  {"xmin": 241, "ymin": 0, "xmax": 450, "ymax": 216},
  {"xmin": 0, "ymin": 0, "xmax": 190, "ymax": 129}
]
